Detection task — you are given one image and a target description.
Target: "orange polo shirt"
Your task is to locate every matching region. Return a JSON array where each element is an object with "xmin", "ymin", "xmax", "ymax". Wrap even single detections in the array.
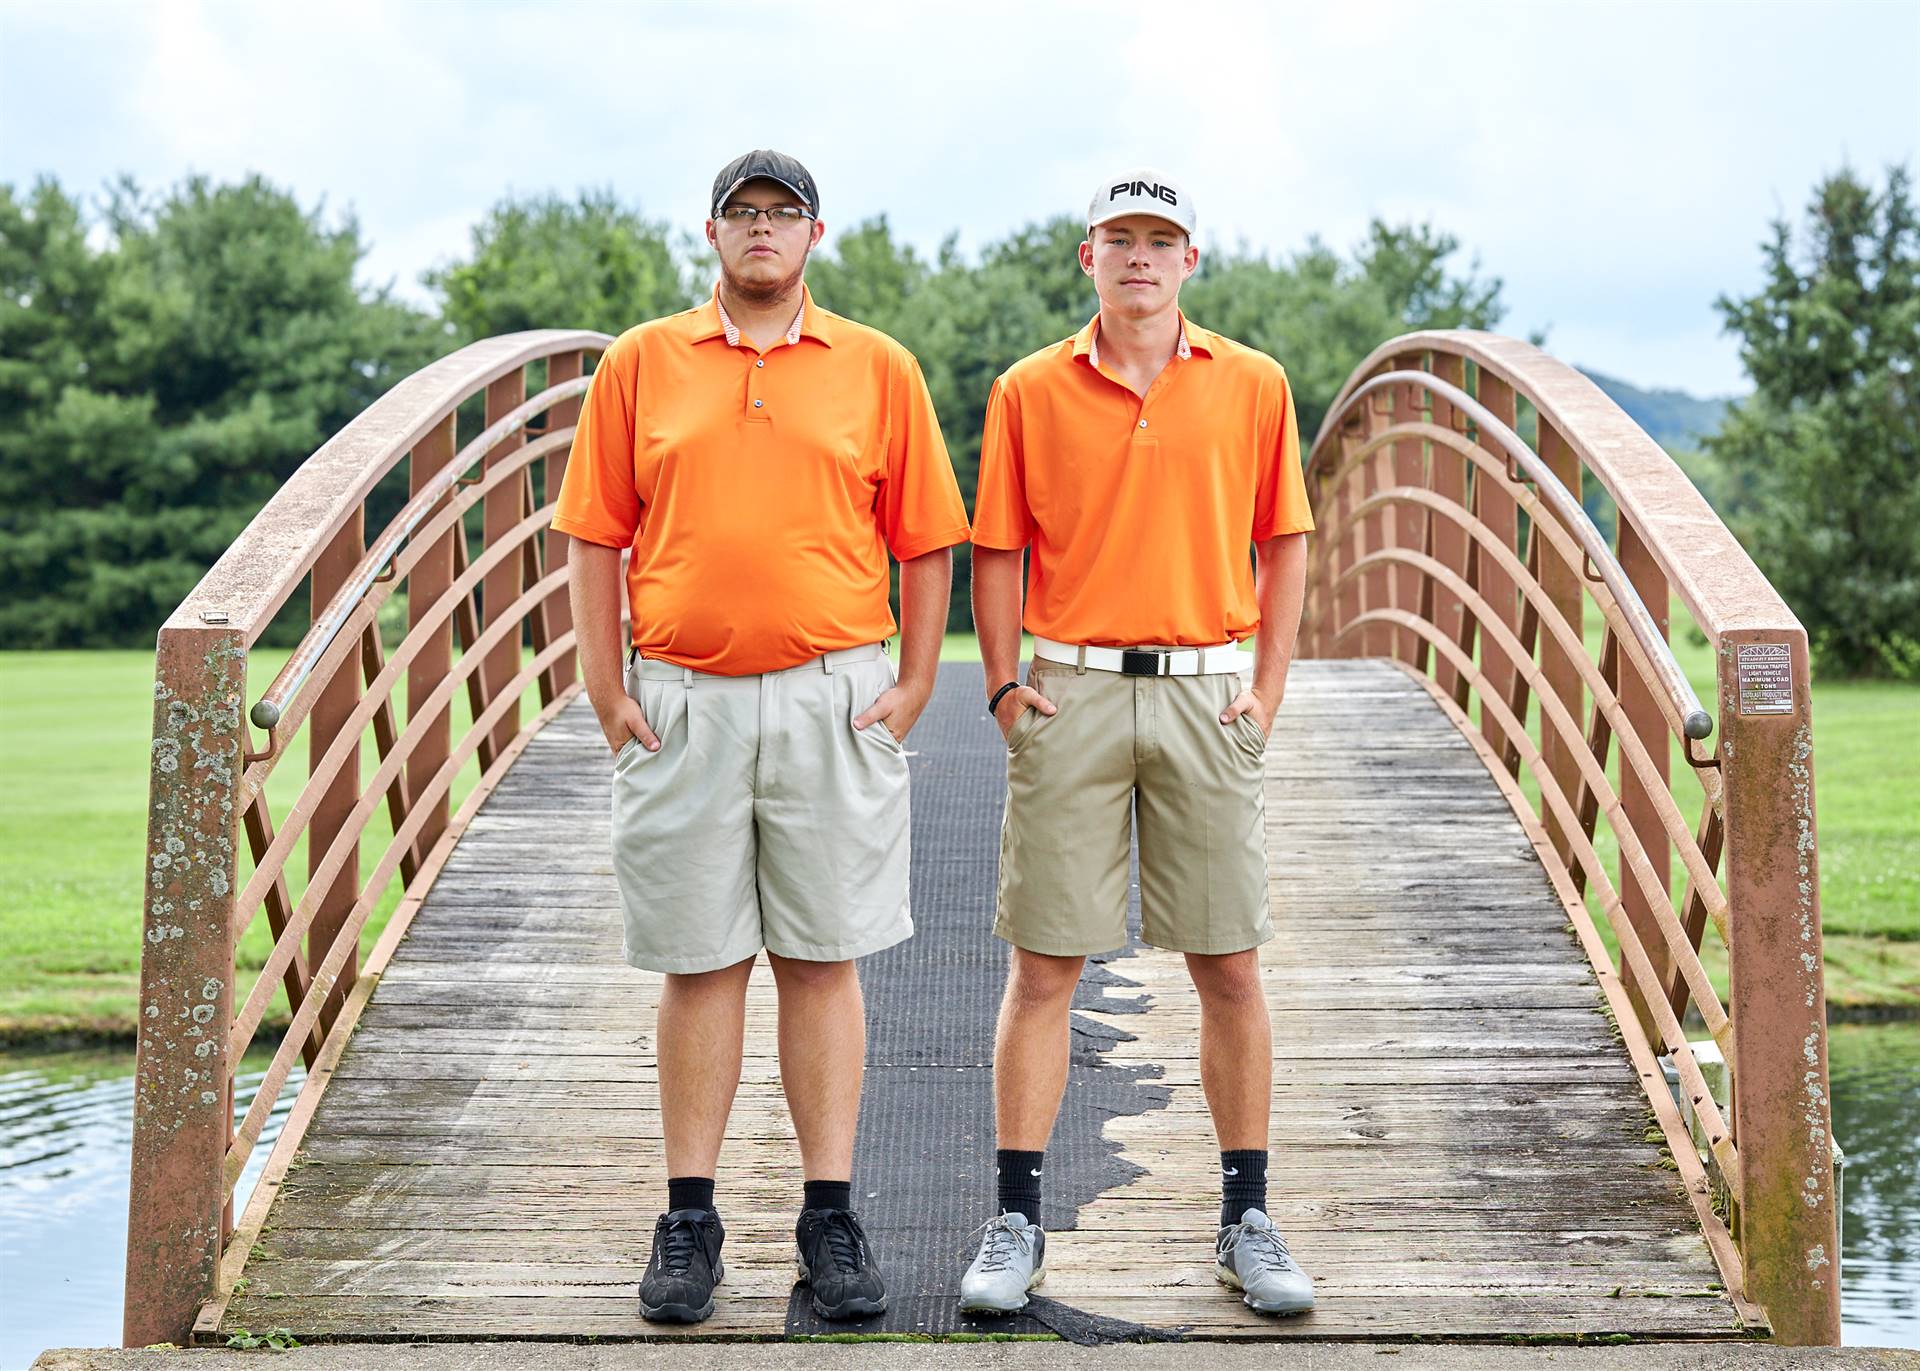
[
  {"xmin": 553, "ymin": 286, "xmax": 971, "ymax": 676},
  {"xmin": 971, "ymin": 313, "xmax": 1314, "ymax": 647}
]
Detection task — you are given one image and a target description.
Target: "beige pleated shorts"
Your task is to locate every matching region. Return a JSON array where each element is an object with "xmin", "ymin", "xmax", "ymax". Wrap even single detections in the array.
[
  {"xmin": 996, "ymin": 662, "xmax": 1273, "ymax": 958},
  {"xmin": 610, "ymin": 643, "xmax": 912, "ymax": 974}
]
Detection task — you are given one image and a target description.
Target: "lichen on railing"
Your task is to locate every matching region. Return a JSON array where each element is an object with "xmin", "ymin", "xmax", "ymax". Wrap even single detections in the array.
[
  {"xmin": 126, "ymin": 331, "xmax": 608, "ymax": 1349},
  {"xmin": 1299, "ymin": 330, "xmax": 1839, "ymax": 1345}
]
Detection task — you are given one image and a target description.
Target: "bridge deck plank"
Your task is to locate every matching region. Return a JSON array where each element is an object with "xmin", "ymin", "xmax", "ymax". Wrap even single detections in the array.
[{"xmin": 223, "ymin": 659, "xmax": 1748, "ymax": 1343}]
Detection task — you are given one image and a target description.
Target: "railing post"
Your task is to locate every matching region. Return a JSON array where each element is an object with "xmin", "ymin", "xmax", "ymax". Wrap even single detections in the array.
[
  {"xmin": 1721, "ymin": 625, "xmax": 1840, "ymax": 1344},
  {"xmin": 543, "ymin": 351, "xmax": 584, "ymax": 693},
  {"xmin": 125, "ymin": 626, "xmax": 244, "ymax": 1346},
  {"xmin": 408, "ymin": 415, "xmax": 457, "ymax": 861},
  {"xmin": 483, "ymin": 368, "xmax": 528, "ymax": 758},
  {"xmin": 1617, "ymin": 518, "xmax": 1673, "ymax": 1037},
  {"xmin": 308, "ymin": 509, "xmax": 364, "ymax": 1033}
]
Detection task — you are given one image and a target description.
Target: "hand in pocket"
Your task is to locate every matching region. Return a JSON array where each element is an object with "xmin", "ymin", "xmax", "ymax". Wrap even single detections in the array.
[{"xmin": 602, "ymin": 693, "xmax": 658, "ymax": 755}]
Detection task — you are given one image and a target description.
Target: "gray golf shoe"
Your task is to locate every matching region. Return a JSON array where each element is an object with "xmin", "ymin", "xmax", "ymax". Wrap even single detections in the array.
[
  {"xmin": 1216, "ymin": 1208, "xmax": 1314, "ymax": 1315},
  {"xmin": 958, "ymin": 1211, "xmax": 1047, "ymax": 1313}
]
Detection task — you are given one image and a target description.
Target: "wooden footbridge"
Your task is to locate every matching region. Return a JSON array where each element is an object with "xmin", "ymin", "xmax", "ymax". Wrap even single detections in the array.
[{"xmin": 125, "ymin": 331, "xmax": 1841, "ymax": 1347}]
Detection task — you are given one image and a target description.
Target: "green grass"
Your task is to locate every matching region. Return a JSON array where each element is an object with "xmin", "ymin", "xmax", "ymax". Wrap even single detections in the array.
[
  {"xmin": 0, "ymin": 630, "xmax": 1913, "ymax": 1036},
  {"xmin": 0, "ymin": 647, "xmax": 541, "ymax": 1039},
  {"xmin": 1497, "ymin": 605, "xmax": 1920, "ymax": 1013}
]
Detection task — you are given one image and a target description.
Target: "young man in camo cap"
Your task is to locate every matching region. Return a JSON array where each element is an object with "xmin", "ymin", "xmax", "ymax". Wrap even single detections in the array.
[{"xmin": 961, "ymin": 168, "xmax": 1316, "ymax": 1317}]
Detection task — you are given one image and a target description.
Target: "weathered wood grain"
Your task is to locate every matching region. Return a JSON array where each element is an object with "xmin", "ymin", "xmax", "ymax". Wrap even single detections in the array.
[{"xmin": 224, "ymin": 658, "xmax": 1744, "ymax": 1342}]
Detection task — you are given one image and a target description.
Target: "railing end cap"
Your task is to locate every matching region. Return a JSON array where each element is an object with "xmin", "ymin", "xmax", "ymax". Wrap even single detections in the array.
[
  {"xmin": 250, "ymin": 700, "xmax": 282, "ymax": 730},
  {"xmin": 1686, "ymin": 710, "xmax": 1714, "ymax": 741}
]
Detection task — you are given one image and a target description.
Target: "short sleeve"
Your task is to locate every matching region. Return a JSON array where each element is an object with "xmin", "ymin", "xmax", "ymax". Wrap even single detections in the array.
[
  {"xmin": 970, "ymin": 375, "xmax": 1033, "ymax": 550},
  {"xmin": 1252, "ymin": 367, "xmax": 1315, "ymax": 540},
  {"xmin": 551, "ymin": 335, "xmax": 643, "ymax": 549},
  {"xmin": 877, "ymin": 350, "xmax": 970, "ymax": 561}
]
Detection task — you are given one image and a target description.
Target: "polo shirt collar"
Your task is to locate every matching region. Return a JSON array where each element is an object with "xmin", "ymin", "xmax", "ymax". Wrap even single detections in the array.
[
  {"xmin": 693, "ymin": 284, "xmax": 832, "ymax": 348},
  {"xmin": 1076, "ymin": 310, "xmax": 1210, "ymax": 370}
]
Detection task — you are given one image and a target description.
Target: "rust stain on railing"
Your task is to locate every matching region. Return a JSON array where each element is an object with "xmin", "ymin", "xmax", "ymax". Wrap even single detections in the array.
[
  {"xmin": 126, "ymin": 323, "xmax": 1839, "ymax": 1349},
  {"xmin": 1302, "ymin": 332, "xmax": 1840, "ymax": 1346},
  {"xmin": 127, "ymin": 630, "xmax": 246, "ymax": 1348},
  {"xmin": 125, "ymin": 331, "xmax": 609, "ymax": 1347}
]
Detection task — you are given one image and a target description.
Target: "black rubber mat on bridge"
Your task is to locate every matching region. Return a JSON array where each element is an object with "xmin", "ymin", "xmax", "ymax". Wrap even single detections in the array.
[{"xmin": 780, "ymin": 662, "xmax": 1181, "ymax": 1341}]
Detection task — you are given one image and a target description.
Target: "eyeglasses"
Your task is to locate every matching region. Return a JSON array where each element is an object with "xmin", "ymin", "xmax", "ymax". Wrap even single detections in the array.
[{"xmin": 719, "ymin": 205, "xmax": 813, "ymax": 226}]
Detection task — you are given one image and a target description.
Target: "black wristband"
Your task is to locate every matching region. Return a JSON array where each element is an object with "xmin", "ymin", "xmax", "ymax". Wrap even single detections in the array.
[{"xmin": 987, "ymin": 680, "xmax": 1022, "ymax": 716}]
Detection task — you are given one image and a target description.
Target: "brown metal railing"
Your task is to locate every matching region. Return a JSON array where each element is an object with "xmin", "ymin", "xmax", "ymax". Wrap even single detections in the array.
[
  {"xmin": 125, "ymin": 330, "xmax": 611, "ymax": 1347},
  {"xmin": 1300, "ymin": 331, "xmax": 1840, "ymax": 1344}
]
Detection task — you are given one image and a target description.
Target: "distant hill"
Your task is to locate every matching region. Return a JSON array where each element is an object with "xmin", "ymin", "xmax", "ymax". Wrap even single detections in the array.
[{"xmin": 1579, "ymin": 369, "xmax": 1735, "ymax": 450}]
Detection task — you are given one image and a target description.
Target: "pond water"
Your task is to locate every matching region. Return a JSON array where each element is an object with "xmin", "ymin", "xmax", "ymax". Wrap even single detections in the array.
[
  {"xmin": 0, "ymin": 1025, "xmax": 1913, "ymax": 1367},
  {"xmin": 0, "ymin": 1049, "xmax": 301, "ymax": 1370}
]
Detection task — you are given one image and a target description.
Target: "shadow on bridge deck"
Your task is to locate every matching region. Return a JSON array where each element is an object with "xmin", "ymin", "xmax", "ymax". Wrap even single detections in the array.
[{"xmin": 220, "ymin": 659, "xmax": 1749, "ymax": 1343}]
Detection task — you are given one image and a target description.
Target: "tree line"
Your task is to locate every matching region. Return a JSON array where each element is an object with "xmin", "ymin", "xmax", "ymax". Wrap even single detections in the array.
[{"xmin": 1, "ymin": 168, "xmax": 1912, "ymax": 674}]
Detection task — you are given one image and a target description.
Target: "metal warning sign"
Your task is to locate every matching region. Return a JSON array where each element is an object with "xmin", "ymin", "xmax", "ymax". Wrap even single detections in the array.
[{"xmin": 1736, "ymin": 643, "xmax": 1794, "ymax": 716}]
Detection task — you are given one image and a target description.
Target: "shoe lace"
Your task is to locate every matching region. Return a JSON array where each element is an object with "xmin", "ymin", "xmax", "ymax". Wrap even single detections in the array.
[
  {"xmin": 815, "ymin": 1209, "xmax": 869, "ymax": 1275},
  {"xmin": 656, "ymin": 1215, "xmax": 705, "ymax": 1275},
  {"xmin": 1220, "ymin": 1221, "xmax": 1293, "ymax": 1273},
  {"xmin": 966, "ymin": 1214, "xmax": 1035, "ymax": 1274}
]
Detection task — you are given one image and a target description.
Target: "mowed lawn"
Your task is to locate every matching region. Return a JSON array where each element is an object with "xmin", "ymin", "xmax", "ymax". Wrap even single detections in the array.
[
  {"xmin": 0, "ymin": 633, "xmax": 1914, "ymax": 1037},
  {"xmin": 1502, "ymin": 616, "xmax": 1920, "ymax": 1013},
  {"xmin": 0, "ymin": 637, "xmax": 995, "ymax": 1038}
]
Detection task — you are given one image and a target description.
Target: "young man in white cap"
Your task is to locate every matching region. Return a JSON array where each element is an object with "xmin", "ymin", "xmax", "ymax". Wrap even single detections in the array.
[
  {"xmin": 557, "ymin": 149, "xmax": 971, "ymax": 1324},
  {"xmin": 960, "ymin": 170, "xmax": 1315, "ymax": 1316}
]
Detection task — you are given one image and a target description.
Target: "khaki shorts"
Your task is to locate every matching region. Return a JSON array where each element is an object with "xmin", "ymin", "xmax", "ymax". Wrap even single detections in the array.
[
  {"xmin": 996, "ymin": 662, "xmax": 1272, "ymax": 957},
  {"xmin": 611, "ymin": 643, "xmax": 912, "ymax": 974}
]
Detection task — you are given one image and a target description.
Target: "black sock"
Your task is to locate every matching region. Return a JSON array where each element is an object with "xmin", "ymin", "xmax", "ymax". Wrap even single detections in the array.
[
  {"xmin": 1220, "ymin": 1149, "xmax": 1268, "ymax": 1226},
  {"xmin": 996, "ymin": 1148, "xmax": 1045, "ymax": 1221},
  {"xmin": 667, "ymin": 1175, "xmax": 714, "ymax": 1214},
  {"xmin": 803, "ymin": 1179, "xmax": 853, "ymax": 1214}
]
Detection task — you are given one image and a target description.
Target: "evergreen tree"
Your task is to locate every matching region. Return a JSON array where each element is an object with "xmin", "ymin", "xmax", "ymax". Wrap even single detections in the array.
[
  {"xmin": 1708, "ymin": 167, "xmax": 1920, "ymax": 677},
  {"xmin": 0, "ymin": 175, "xmax": 440, "ymax": 646}
]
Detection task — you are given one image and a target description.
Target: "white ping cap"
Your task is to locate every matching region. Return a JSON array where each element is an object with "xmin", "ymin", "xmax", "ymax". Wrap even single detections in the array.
[{"xmin": 1088, "ymin": 168, "xmax": 1195, "ymax": 236}]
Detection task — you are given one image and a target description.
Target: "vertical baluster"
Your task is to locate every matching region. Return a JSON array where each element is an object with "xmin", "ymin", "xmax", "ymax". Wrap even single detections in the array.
[
  {"xmin": 1332, "ymin": 406, "xmax": 1363, "ymax": 655},
  {"xmin": 483, "ymin": 368, "xmax": 528, "ymax": 758},
  {"xmin": 1427, "ymin": 355, "xmax": 1469, "ymax": 702},
  {"xmin": 1617, "ymin": 517, "xmax": 1672, "ymax": 1032},
  {"xmin": 1476, "ymin": 375, "xmax": 1520, "ymax": 765},
  {"xmin": 307, "ymin": 511, "xmax": 363, "ymax": 1033},
  {"xmin": 360, "ymin": 625, "xmax": 416, "ymax": 885},
  {"xmin": 544, "ymin": 351, "xmax": 585, "ymax": 694},
  {"xmin": 1536, "ymin": 417, "xmax": 1585, "ymax": 864},
  {"xmin": 1356, "ymin": 389, "xmax": 1388, "ymax": 657},
  {"xmin": 407, "ymin": 415, "xmax": 457, "ymax": 861},
  {"xmin": 1389, "ymin": 361, "xmax": 1426, "ymax": 668}
]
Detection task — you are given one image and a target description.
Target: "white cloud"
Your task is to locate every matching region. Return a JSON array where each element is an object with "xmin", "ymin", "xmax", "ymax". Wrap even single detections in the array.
[{"xmin": 3, "ymin": 0, "xmax": 1914, "ymax": 395}]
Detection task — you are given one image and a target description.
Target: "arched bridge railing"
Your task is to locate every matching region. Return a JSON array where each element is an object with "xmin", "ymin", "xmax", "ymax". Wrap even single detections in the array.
[
  {"xmin": 1301, "ymin": 331, "xmax": 1839, "ymax": 1344},
  {"xmin": 126, "ymin": 330, "xmax": 612, "ymax": 1347}
]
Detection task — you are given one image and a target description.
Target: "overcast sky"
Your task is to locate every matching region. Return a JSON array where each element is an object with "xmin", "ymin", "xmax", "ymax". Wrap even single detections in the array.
[{"xmin": 4, "ymin": 0, "xmax": 1916, "ymax": 395}]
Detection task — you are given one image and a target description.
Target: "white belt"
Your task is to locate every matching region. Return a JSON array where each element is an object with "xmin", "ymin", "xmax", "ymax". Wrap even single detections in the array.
[{"xmin": 1033, "ymin": 636, "xmax": 1251, "ymax": 677}]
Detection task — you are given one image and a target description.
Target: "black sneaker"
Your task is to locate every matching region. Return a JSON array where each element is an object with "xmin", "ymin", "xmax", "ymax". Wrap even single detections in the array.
[
  {"xmin": 794, "ymin": 1207, "xmax": 888, "ymax": 1319},
  {"xmin": 638, "ymin": 1207, "xmax": 725, "ymax": 1323}
]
